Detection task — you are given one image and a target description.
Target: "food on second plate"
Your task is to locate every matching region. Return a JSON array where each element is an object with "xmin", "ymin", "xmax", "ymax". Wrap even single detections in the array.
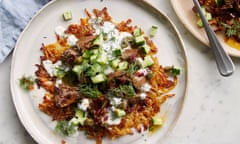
[
  {"xmin": 192, "ymin": 0, "xmax": 240, "ymax": 48},
  {"xmin": 21, "ymin": 7, "xmax": 180, "ymax": 144}
]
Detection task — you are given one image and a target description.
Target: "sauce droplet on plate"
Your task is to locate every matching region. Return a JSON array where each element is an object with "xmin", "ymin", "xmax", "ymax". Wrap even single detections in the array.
[{"xmin": 225, "ymin": 38, "xmax": 240, "ymax": 50}]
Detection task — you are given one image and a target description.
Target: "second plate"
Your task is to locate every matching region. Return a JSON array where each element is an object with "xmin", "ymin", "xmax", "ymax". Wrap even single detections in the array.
[{"xmin": 171, "ymin": 0, "xmax": 240, "ymax": 57}]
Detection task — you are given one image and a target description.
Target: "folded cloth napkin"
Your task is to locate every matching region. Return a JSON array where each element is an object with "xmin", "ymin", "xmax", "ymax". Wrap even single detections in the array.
[{"xmin": 0, "ymin": 0, "xmax": 50, "ymax": 64}]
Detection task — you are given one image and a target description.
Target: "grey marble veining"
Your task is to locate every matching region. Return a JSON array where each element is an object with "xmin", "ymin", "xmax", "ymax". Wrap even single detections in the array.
[{"xmin": 0, "ymin": 0, "xmax": 240, "ymax": 144}]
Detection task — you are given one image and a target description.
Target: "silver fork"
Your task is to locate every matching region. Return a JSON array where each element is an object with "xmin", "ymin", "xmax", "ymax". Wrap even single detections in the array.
[{"xmin": 193, "ymin": 0, "xmax": 235, "ymax": 76}]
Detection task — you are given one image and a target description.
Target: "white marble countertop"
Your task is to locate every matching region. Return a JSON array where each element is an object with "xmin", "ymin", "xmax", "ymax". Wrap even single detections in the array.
[{"xmin": 1, "ymin": 0, "xmax": 240, "ymax": 144}]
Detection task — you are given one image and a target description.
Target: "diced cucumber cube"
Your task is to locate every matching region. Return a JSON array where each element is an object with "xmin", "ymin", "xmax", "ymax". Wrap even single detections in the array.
[
  {"xmin": 75, "ymin": 109, "xmax": 85, "ymax": 118},
  {"xmin": 83, "ymin": 50, "xmax": 91, "ymax": 59},
  {"xmin": 53, "ymin": 67, "xmax": 66, "ymax": 79},
  {"xmin": 206, "ymin": 13, "xmax": 212, "ymax": 21},
  {"xmin": 197, "ymin": 19, "xmax": 203, "ymax": 27},
  {"xmin": 133, "ymin": 28, "xmax": 141, "ymax": 37},
  {"xmin": 62, "ymin": 11, "xmax": 72, "ymax": 21},
  {"xmin": 196, "ymin": 7, "xmax": 212, "ymax": 27},
  {"xmin": 104, "ymin": 66, "xmax": 114, "ymax": 75},
  {"xmin": 90, "ymin": 49, "xmax": 99, "ymax": 62},
  {"xmin": 142, "ymin": 55, "xmax": 154, "ymax": 68},
  {"xmin": 92, "ymin": 64, "xmax": 103, "ymax": 73},
  {"xmin": 117, "ymin": 61, "xmax": 128, "ymax": 71},
  {"xmin": 96, "ymin": 53, "xmax": 108, "ymax": 65},
  {"xmin": 91, "ymin": 73, "xmax": 106, "ymax": 83},
  {"xmin": 70, "ymin": 110, "xmax": 86, "ymax": 126},
  {"xmin": 90, "ymin": 55, "xmax": 97, "ymax": 62},
  {"xmin": 141, "ymin": 44, "xmax": 150, "ymax": 54},
  {"xmin": 91, "ymin": 49, "xmax": 99, "ymax": 55},
  {"xmin": 90, "ymin": 49, "xmax": 100, "ymax": 61},
  {"xmin": 150, "ymin": 26, "xmax": 158, "ymax": 37},
  {"xmin": 72, "ymin": 65, "xmax": 83, "ymax": 76},
  {"xmin": 114, "ymin": 109, "xmax": 126, "ymax": 117},
  {"xmin": 93, "ymin": 34, "xmax": 103, "ymax": 46},
  {"xmin": 82, "ymin": 59, "xmax": 89, "ymax": 65},
  {"xmin": 86, "ymin": 63, "xmax": 102, "ymax": 76},
  {"xmin": 166, "ymin": 66, "xmax": 181, "ymax": 76},
  {"xmin": 111, "ymin": 59, "xmax": 121, "ymax": 69},
  {"xmin": 134, "ymin": 35, "xmax": 145, "ymax": 46},
  {"xmin": 197, "ymin": 7, "xmax": 206, "ymax": 17},
  {"xmin": 152, "ymin": 116, "xmax": 163, "ymax": 126}
]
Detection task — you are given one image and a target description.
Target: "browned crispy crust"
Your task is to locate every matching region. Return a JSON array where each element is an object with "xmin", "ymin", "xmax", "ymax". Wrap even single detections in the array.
[{"xmin": 35, "ymin": 7, "xmax": 178, "ymax": 144}]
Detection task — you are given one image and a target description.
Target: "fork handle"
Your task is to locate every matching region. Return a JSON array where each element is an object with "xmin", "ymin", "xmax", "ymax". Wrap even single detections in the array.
[{"xmin": 193, "ymin": 0, "xmax": 235, "ymax": 76}]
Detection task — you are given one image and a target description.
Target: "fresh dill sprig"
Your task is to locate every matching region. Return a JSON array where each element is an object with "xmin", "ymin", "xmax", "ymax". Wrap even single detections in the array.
[
  {"xmin": 127, "ymin": 62, "xmax": 140, "ymax": 75},
  {"xmin": 55, "ymin": 120, "xmax": 77, "ymax": 136},
  {"xmin": 226, "ymin": 29, "xmax": 237, "ymax": 37},
  {"xmin": 79, "ymin": 84, "xmax": 101, "ymax": 98},
  {"xmin": 107, "ymin": 84, "xmax": 136, "ymax": 98},
  {"xmin": 119, "ymin": 84, "xmax": 136, "ymax": 98},
  {"xmin": 222, "ymin": 20, "xmax": 240, "ymax": 38},
  {"xmin": 19, "ymin": 76, "xmax": 35, "ymax": 91}
]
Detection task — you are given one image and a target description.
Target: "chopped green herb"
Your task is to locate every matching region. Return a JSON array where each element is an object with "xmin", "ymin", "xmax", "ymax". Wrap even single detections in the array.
[
  {"xmin": 19, "ymin": 76, "xmax": 35, "ymax": 91},
  {"xmin": 171, "ymin": 68, "xmax": 180, "ymax": 76},
  {"xmin": 106, "ymin": 84, "xmax": 136, "ymax": 98},
  {"xmin": 221, "ymin": 22, "xmax": 231, "ymax": 29},
  {"xmin": 215, "ymin": 0, "xmax": 224, "ymax": 6},
  {"xmin": 128, "ymin": 62, "xmax": 140, "ymax": 75},
  {"xmin": 113, "ymin": 49, "xmax": 122, "ymax": 57},
  {"xmin": 165, "ymin": 66, "xmax": 180, "ymax": 76},
  {"xmin": 55, "ymin": 120, "xmax": 77, "ymax": 136},
  {"xmin": 107, "ymin": 87, "xmax": 123, "ymax": 98},
  {"xmin": 109, "ymin": 37, "xmax": 116, "ymax": 41},
  {"xmin": 120, "ymin": 84, "xmax": 136, "ymax": 98},
  {"xmin": 79, "ymin": 84, "xmax": 101, "ymax": 98},
  {"xmin": 222, "ymin": 21, "xmax": 240, "ymax": 39},
  {"xmin": 226, "ymin": 29, "xmax": 237, "ymax": 37},
  {"xmin": 62, "ymin": 71, "xmax": 78, "ymax": 86}
]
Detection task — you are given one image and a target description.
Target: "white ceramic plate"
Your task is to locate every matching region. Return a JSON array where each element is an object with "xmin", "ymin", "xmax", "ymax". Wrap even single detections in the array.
[
  {"xmin": 170, "ymin": 0, "xmax": 240, "ymax": 57},
  {"xmin": 10, "ymin": 0, "xmax": 188, "ymax": 144}
]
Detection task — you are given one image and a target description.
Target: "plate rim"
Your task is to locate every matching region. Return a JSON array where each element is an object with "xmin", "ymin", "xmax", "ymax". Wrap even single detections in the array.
[
  {"xmin": 10, "ymin": 0, "xmax": 189, "ymax": 143},
  {"xmin": 141, "ymin": 0, "xmax": 189, "ymax": 141}
]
